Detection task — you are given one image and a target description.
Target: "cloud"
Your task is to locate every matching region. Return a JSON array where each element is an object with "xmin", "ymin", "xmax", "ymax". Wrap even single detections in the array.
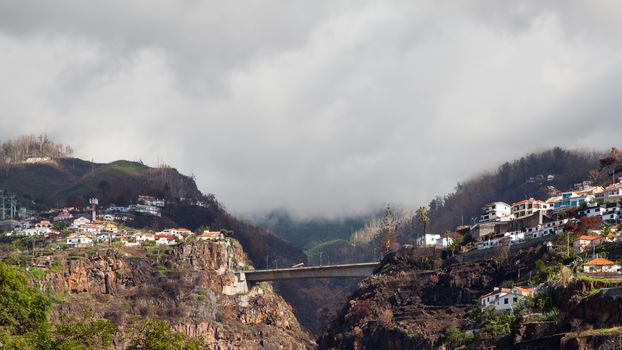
[{"xmin": 1, "ymin": 1, "xmax": 621, "ymax": 218}]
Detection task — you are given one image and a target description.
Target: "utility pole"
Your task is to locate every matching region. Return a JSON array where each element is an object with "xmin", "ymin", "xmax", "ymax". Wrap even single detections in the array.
[
  {"xmin": 0, "ymin": 192, "xmax": 5, "ymax": 220},
  {"xmin": 319, "ymin": 252, "xmax": 323, "ymax": 266},
  {"xmin": 10, "ymin": 196, "xmax": 15, "ymax": 219}
]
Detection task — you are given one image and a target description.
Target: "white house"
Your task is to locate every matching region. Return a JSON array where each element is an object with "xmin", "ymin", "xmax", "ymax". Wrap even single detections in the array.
[
  {"xmin": 71, "ymin": 217, "xmax": 91, "ymax": 228},
  {"xmin": 155, "ymin": 234, "xmax": 176, "ymax": 245},
  {"xmin": 479, "ymin": 202, "xmax": 513, "ymax": 223},
  {"xmin": 435, "ymin": 236, "xmax": 454, "ymax": 248},
  {"xmin": 53, "ymin": 211, "xmax": 73, "ymax": 222},
  {"xmin": 66, "ymin": 235, "xmax": 93, "ymax": 247},
  {"xmin": 161, "ymin": 228, "xmax": 192, "ymax": 239},
  {"xmin": 417, "ymin": 234, "xmax": 441, "ymax": 247},
  {"xmin": 198, "ymin": 231, "xmax": 224, "ymax": 241},
  {"xmin": 134, "ymin": 233, "xmax": 155, "ymax": 242},
  {"xmin": 480, "ymin": 287, "xmax": 535, "ymax": 311},
  {"xmin": 129, "ymin": 204, "xmax": 161, "ymax": 217},
  {"xmin": 604, "ymin": 183, "xmax": 622, "ymax": 203},
  {"xmin": 503, "ymin": 231, "xmax": 525, "ymax": 244},
  {"xmin": 583, "ymin": 258, "xmax": 621, "ymax": 273},
  {"xmin": 579, "ymin": 206, "xmax": 606, "ymax": 218},
  {"xmin": 78, "ymin": 224, "xmax": 100, "ymax": 234},
  {"xmin": 511, "ymin": 199, "xmax": 550, "ymax": 220},
  {"xmin": 603, "ymin": 203, "xmax": 621, "ymax": 223},
  {"xmin": 573, "ymin": 235, "xmax": 605, "ymax": 253}
]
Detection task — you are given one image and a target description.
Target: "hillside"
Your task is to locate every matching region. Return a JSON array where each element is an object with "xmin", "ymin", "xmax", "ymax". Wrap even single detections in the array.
[
  {"xmin": 0, "ymin": 157, "xmax": 347, "ymax": 334},
  {"xmin": 318, "ymin": 244, "xmax": 622, "ymax": 349},
  {"xmin": 0, "ymin": 158, "xmax": 201, "ymax": 209},
  {"xmin": 424, "ymin": 147, "xmax": 601, "ymax": 236},
  {"xmin": 0, "ymin": 241, "xmax": 314, "ymax": 349}
]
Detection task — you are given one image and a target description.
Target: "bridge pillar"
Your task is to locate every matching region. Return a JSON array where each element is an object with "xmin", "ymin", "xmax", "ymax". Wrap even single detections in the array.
[{"xmin": 223, "ymin": 272, "xmax": 249, "ymax": 296}]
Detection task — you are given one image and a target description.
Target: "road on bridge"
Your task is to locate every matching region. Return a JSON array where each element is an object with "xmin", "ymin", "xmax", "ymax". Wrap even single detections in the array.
[{"xmin": 240, "ymin": 262, "xmax": 380, "ymax": 282}]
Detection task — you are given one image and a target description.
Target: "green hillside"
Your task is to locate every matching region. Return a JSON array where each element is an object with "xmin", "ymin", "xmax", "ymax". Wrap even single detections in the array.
[{"xmin": 0, "ymin": 158, "xmax": 197, "ymax": 209}]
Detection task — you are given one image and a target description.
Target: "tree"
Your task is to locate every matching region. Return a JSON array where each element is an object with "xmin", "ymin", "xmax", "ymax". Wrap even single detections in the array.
[
  {"xmin": 49, "ymin": 313, "xmax": 118, "ymax": 350},
  {"xmin": 0, "ymin": 263, "xmax": 50, "ymax": 334},
  {"xmin": 416, "ymin": 206, "xmax": 430, "ymax": 236},
  {"xmin": 126, "ymin": 320, "xmax": 207, "ymax": 350},
  {"xmin": 379, "ymin": 205, "xmax": 396, "ymax": 252}
]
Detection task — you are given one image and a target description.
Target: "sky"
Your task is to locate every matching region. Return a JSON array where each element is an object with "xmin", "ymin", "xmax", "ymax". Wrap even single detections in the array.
[{"xmin": 1, "ymin": 1, "xmax": 622, "ymax": 218}]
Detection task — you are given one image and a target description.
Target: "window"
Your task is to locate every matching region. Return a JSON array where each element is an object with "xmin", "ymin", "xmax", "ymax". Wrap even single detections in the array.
[
  {"xmin": 513, "ymin": 297, "xmax": 517, "ymax": 303},
  {"xmin": 504, "ymin": 298, "xmax": 509, "ymax": 304}
]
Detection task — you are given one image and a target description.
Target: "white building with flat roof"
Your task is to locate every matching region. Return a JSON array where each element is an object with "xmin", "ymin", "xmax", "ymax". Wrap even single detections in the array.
[{"xmin": 479, "ymin": 202, "xmax": 513, "ymax": 223}]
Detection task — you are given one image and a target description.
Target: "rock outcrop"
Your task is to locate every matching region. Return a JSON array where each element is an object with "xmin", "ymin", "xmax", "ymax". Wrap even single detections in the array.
[{"xmin": 37, "ymin": 240, "xmax": 314, "ymax": 350}]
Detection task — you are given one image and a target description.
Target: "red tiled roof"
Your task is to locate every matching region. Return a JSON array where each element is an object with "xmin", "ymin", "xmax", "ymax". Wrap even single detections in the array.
[
  {"xmin": 585, "ymin": 258, "xmax": 616, "ymax": 266},
  {"xmin": 576, "ymin": 235, "xmax": 601, "ymax": 241}
]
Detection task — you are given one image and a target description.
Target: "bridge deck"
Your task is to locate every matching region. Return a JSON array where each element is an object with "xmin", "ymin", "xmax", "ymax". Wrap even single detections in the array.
[{"xmin": 241, "ymin": 262, "xmax": 380, "ymax": 282}]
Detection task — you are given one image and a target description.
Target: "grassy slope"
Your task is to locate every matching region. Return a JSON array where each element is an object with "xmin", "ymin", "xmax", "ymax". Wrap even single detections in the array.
[{"xmin": 0, "ymin": 159, "xmax": 152, "ymax": 208}]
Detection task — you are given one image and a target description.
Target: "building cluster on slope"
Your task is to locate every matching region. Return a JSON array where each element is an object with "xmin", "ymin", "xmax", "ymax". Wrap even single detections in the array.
[
  {"xmin": 472, "ymin": 179, "xmax": 622, "ymax": 312},
  {"xmin": 0, "ymin": 194, "xmax": 227, "ymax": 249},
  {"xmin": 461, "ymin": 179, "xmax": 622, "ymax": 252}
]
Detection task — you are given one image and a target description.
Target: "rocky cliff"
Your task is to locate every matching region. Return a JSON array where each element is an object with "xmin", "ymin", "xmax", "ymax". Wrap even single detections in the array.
[
  {"xmin": 318, "ymin": 244, "xmax": 622, "ymax": 350},
  {"xmin": 36, "ymin": 240, "xmax": 314, "ymax": 350}
]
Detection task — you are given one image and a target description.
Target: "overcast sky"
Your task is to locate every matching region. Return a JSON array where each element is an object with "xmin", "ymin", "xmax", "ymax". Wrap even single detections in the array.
[{"xmin": 1, "ymin": 1, "xmax": 622, "ymax": 218}]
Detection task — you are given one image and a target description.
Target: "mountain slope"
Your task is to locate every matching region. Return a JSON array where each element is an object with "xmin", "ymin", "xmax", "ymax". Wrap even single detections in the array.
[{"xmin": 425, "ymin": 147, "xmax": 600, "ymax": 235}]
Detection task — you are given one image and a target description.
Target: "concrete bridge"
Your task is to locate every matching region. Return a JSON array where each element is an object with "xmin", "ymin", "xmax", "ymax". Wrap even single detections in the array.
[{"xmin": 239, "ymin": 262, "xmax": 380, "ymax": 282}]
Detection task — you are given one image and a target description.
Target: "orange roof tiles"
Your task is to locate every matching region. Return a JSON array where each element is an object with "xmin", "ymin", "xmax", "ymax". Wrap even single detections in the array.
[
  {"xmin": 585, "ymin": 258, "xmax": 616, "ymax": 266},
  {"xmin": 576, "ymin": 235, "xmax": 602, "ymax": 241}
]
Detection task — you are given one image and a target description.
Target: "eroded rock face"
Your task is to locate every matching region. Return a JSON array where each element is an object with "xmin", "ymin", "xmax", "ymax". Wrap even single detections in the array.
[
  {"xmin": 317, "ymin": 246, "xmax": 554, "ymax": 350},
  {"xmin": 39, "ymin": 241, "xmax": 314, "ymax": 350}
]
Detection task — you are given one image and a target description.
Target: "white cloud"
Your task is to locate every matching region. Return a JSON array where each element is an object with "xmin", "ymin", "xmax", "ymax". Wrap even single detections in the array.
[{"xmin": 1, "ymin": 1, "xmax": 622, "ymax": 218}]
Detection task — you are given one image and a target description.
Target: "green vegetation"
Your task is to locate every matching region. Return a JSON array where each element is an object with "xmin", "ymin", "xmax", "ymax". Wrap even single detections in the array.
[
  {"xmin": 155, "ymin": 265, "xmax": 170, "ymax": 276},
  {"xmin": 539, "ymin": 308, "xmax": 560, "ymax": 322},
  {"xmin": 529, "ymin": 260, "xmax": 558, "ymax": 285},
  {"xmin": 0, "ymin": 262, "xmax": 207, "ymax": 349},
  {"xmin": 305, "ymin": 239, "xmax": 350, "ymax": 259},
  {"xmin": 27, "ymin": 267, "xmax": 46, "ymax": 281},
  {"xmin": 443, "ymin": 325, "xmax": 474, "ymax": 349},
  {"xmin": 577, "ymin": 275, "xmax": 619, "ymax": 284},
  {"xmin": 0, "ymin": 263, "xmax": 50, "ymax": 334},
  {"xmin": 449, "ymin": 306, "xmax": 519, "ymax": 346},
  {"xmin": 126, "ymin": 319, "xmax": 209, "ymax": 350},
  {"xmin": 523, "ymin": 291, "xmax": 553, "ymax": 311}
]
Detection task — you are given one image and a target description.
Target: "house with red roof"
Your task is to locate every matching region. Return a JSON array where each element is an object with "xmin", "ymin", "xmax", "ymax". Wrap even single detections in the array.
[
  {"xmin": 583, "ymin": 258, "xmax": 621, "ymax": 273},
  {"xmin": 155, "ymin": 233, "xmax": 177, "ymax": 246},
  {"xmin": 573, "ymin": 235, "xmax": 605, "ymax": 253},
  {"xmin": 198, "ymin": 231, "xmax": 223, "ymax": 241}
]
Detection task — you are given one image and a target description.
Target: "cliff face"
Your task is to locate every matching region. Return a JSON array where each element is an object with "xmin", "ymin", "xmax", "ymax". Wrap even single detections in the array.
[
  {"xmin": 318, "ymin": 244, "xmax": 622, "ymax": 350},
  {"xmin": 317, "ymin": 246, "xmax": 554, "ymax": 350},
  {"xmin": 37, "ymin": 241, "xmax": 314, "ymax": 350}
]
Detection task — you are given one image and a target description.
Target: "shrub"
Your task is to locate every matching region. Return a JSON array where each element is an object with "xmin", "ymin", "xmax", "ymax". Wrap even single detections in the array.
[
  {"xmin": 539, "ymin": 308, "xmax": 559, "ymax": 322},
  {"xmin": 444, "ymin": 325, "xmax": 469, "ymax": 349},
  {"xmin": 126, "ymin": 319, "xmax": 208, "ymax": 350},
  {"xmin": 0, "ymin": 262, "xmax": 51, "ymax": 334},
  {"xmin": 523, "ymin": 292, "xmax": 553, "ymax": 311}
]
